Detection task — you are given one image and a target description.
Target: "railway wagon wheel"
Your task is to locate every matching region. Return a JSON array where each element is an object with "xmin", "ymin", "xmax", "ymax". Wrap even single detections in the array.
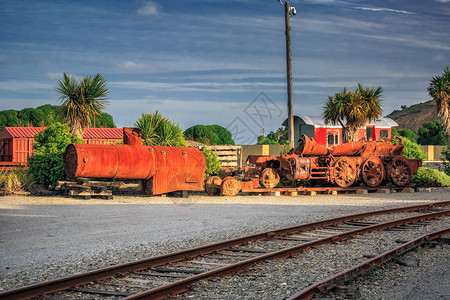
[
  {"xmin": 333, "ymin": 157, "xmax": 357, "ymax": 188},
  {"xmin": 260, "ymin": 168, "xmax": 280, "ymax": 189},
  {"xmin": 362, "ymin": 157, "xmax": 385, "ymax": 187},
  {"xmin": 221, "ymin": 176, "xmax": 241, "ymax": 196},
  {"xmin": 388, "ymin": 156, "xmax": 411, "ymax": 186},
  {"xmin": 205, "ymin": 176, "xmax": 222, "ymax": 196}
]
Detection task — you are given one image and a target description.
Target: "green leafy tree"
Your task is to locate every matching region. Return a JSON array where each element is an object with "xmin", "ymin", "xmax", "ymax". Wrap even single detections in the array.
[
  {"xmin": 202, "ymin": 148, "xmax": 222, "ymax": 177},
  {"xmin": 417, "ymin": 120, "xmax": 448, "ymax": 145},
  {"xmin": 392, "ymin": 128, "xmax": 419, "ymax": 143},
  {"xmin": 184, "ymin": 125, "xmax": 235, "ymax": 145},
  {"xmin": 135, "ymin": 111, "xmax": 187, "ymax": 147},
  {"xmin": 323, "ymin": 84, "xmax": 383, "ymax": 142},
  {"xmin": 36, "ymin": 104, "xmax": 62, "ymax": 124},
  {"xmin": 91, "ymin": 112, "xmax": 116, "ymax": 128},
  {"xmin": 28, "ymin": 122, "xmax": 81, "ymax": 188},
  {"xmin": 257, "ymin": 127, "xmax": 288, "ymax": 145},
  {"xmin": 428, "ymin": 66, "xmax": 450, "ymax": 143},
  {"xmin": 57, "ymin": 73, "xmax": 109, "ymax": 138},
  {"xmin": 0, "ymin": 110, "xmax": 19, "ymax": 130}
]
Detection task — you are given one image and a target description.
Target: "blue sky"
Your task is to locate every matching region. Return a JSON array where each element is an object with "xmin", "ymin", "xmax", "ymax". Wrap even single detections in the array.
[{"xmin": 1, "ymin": 0, "xmax": 449, "ymax": 143}]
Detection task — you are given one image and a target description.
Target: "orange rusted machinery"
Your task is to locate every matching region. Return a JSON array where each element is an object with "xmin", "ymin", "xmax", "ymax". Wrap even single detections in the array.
[
  {"xmin": 206, "ymin": 135, "xmax": 421, "ymax": 196},
  {"xmin": 64, "ymin": 128, "xmax": 206, "ymax": 195}
]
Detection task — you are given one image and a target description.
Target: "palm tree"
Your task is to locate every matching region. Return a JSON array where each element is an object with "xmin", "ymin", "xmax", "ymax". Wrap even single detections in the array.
[
  {"xmin": 428, "ymin": 66, "xmax": 450, "ymax": 143},
  {"xmin": 323, "ymin": 84, "xmax": 383, "ymax": 143},
  {"xmin": 56, "ymin": 73, "xmax": 109, "ymax": 138},
  {"xmin": 135, "ymin": 111, "xmax": 187, "ymax": 147}
]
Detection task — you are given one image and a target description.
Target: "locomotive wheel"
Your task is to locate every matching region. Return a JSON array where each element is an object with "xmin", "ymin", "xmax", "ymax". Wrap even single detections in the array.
[
  {"xmin": 221, "ymin": 176, "xmax": 241, "ymax": 196},
  {"xmin": 362, "ymin": 157, "xmax": 385, "ymax": 187},
  {"xmin": 388, "ymin": 157, "xmax": 411, "ymax": 186},
  {"xmin": 205, "ymin": 176, "xmax": 222, "ymax": 196},
  {"xmin": 259, "ymin": 168, "xmax": 280, "ymax": 189},
  {"xmin": 333, "ymin": 157, "xmax": 357, "ymax": 188}
]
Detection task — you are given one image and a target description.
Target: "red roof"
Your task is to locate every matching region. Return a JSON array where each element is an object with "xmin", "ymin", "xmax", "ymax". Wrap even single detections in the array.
[
  {"xmin": 83, "ymin": 128, "xmax": 123, "ymax": 139},
  {"xmin": 0, "ymin": 127, "xmax": 46, "ymax": 138},
  {"xmin": 0, "ymin": 127, "xmax": 123, "ymax": 140}
]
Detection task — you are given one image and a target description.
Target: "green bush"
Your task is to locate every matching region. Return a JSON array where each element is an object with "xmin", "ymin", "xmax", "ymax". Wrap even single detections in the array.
[
  {"xmin": 184, "ymin": 125, "xmax": 234, "ymax": 145},
  {"xmin": 411, "ymin": 167, "xmax": 450, "ymax": 187},
  {"xmin": 392, "ymin": 137, "xmax": 426, "ymax": 160},
  {"xmin": 202, "ymin": 148, "xmax": 222, "ymax": 177},
  {"xmin": 442, "ymin": 145, "xmax": 450, "ymax": 175},
  {"xmin": 0, "ymin": 168, "xmax": 35, "ymax": 193},
  {"xmin": 28, "ymin": 122, "xmax": 81, "ymax": 188}
]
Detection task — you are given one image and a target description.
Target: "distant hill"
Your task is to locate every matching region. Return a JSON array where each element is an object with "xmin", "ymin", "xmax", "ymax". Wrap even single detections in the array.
[{"xmin": 386, "ymin": 100, "xmax": 439, "ymax": 132}]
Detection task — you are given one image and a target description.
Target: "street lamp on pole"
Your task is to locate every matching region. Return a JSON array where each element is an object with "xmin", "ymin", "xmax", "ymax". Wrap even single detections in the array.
[{"xmin": 276, "ymin": 0, "xmax": 296, "ymax": 148}]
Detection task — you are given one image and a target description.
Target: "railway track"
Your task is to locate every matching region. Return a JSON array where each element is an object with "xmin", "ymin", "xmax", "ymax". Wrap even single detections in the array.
[
  {"xmin": 287, "ymin": 227, "xmax": 450, "ymax": 300},
  {"xmin": 1, "ymin": 201, "xmax": 449, "ymax": 300}
]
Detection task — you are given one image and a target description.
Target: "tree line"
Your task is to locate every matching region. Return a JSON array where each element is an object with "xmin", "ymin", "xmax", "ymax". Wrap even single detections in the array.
[{"xmin": 0, "ymin": 104, "xmax": 116, "ymax": 132}]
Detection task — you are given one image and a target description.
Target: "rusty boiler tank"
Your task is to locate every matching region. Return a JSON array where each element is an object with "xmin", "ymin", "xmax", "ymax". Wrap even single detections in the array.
[{"xmin": 64, "ymin": 127, "xmax": 206, "ymax": 195}]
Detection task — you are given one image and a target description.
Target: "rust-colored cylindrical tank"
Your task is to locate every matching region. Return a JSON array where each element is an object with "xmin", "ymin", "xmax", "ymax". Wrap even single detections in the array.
[
  {"xmin": 295, "ymin": 135, "xmax": 329, "ymax": 156},
  {"xmin": 64, "ymin": 128, "xmax": 206, "ymax": 195},
  {"xmin": 330, "ymin": 140, "xmax": 367, "ymax": 156}
]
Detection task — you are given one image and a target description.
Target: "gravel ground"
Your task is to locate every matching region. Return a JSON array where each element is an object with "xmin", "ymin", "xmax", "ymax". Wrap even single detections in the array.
[{"xmin": 0, "ymin": 188, "xmax": 449, "ymax": 298}]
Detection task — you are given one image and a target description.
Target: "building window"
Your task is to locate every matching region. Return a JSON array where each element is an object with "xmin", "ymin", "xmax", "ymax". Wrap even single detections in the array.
[
  {"xmin": 380, "ymin": 129, "xmax": 389, "ymax": 139},
  {"xmin": 327, "ymin": 131, "xmax": 339, "ymax": 146},
  {"xmin": 328, "ymin": 134, "xmax": 334, "ymax": 145},
  {"xmin": 366, "ymin": 127, "xmax": 373, "ymax": 140}
]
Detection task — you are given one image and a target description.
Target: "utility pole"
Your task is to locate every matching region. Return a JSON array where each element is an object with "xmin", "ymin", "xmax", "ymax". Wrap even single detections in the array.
[{"xmin": 284, "ymin": 2, "xmax": 295, "ymax": 148}]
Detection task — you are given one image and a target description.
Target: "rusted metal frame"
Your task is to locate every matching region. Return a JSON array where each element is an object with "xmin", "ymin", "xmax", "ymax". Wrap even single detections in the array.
[
  {"xmin": 1, "ymin": 202, "xmax": 448, "ymax": 300},
  {"xmin": 122, "ymin": 209, "xmax": 450, "ymax": 300},
  {"xmin": 287, "ymin": 227, "xmax": 450, "ymax": 300}
]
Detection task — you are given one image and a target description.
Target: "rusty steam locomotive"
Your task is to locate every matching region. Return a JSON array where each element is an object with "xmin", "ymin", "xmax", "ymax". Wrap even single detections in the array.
[{"xmin": 206, "ymin": 135, "xmax": 422, "ymax": 196}]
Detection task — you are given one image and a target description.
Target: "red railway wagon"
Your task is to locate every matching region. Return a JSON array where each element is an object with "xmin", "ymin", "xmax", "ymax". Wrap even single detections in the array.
[{"xmin": 0, "ymin": 127, "xmax": 123, "ymax": 165}]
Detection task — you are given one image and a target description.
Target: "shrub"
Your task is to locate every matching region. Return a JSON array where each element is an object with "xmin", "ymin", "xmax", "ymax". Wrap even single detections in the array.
[
  {"xmin": 442, "ymin": 145, "xmax": 450, "ymax": 175},
  {"xmin": 0, "ymin": 168, "xmax": 35, "ymax": 193},
  {"xmin": 411, "ymin": 167, "xmax": 450, "ymax": 187},
  {"xmin": 442, "ymin": 145, "xmax": 450, "ymax": 162},
  {"xmin": 202, "ymin": 148, "xmax": 222, "ymax": 177},
  {"xmin": 392, "ymin": 137, "xmax": 426, "ymax": 160},
  {"xmin": 28, "ymin": 122, "xmax": 81, "ymax": 188},
  {"xmin": 184, "ymin": 125, "xmax": 234, "ymax": 145},
  {"xmin": 135, "ymin": 111, "xmax": 187, "ymax": 147}
]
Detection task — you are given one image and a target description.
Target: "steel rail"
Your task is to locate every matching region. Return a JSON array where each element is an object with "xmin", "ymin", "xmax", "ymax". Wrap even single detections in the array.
[
  {"xmin": 1, "ymin": 201, "xmax": 449, "ymax": 300},
  {"xmin": 287, "ymin": 227, "xmax": 450, "ymax": 300},
  {"xmin": 123, "ymin": 209, "xmax": 450, "ymax": 299}
]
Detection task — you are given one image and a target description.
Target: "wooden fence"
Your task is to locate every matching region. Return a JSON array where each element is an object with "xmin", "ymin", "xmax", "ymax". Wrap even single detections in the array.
[{"xmin": 197, "ymin": 145, "xmax": 243, "ymax": 168}]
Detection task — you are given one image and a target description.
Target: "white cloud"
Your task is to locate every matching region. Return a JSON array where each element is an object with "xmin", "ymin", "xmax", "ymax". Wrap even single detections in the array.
[
  {"xmin": 137, "ymin": 1, "xmax": 159, "ymax": 16},
  {"xmin": 118, "ymin": 60, "xmax": 145, "ymax": 71},
  {"xmin": 354, "ymin": 6, "xmax": 414, "ymax": 15}
]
